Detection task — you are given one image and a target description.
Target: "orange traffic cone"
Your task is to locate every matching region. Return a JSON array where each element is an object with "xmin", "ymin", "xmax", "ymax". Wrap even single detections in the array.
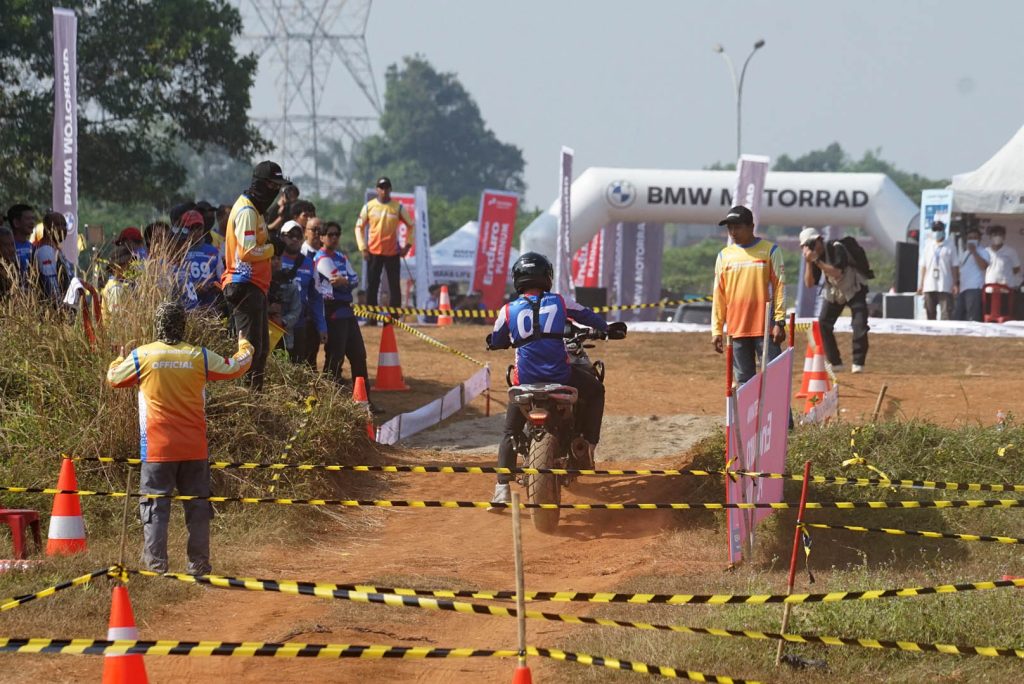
[
  {"xmin": 512, "ymin": 663, "xmax": 533, "ymax": 683},
  {"xmin": 353, "ymin": 377, "xmax": 375, "ymax": 441},
  {"xmin": 801, "ymin": 324, "xmax": 832, "ymax": 414},
  {"xmin": 46, "ymin": 458, "xmax": 86, "ymax": 555},
  {"xmin": 795, "ymin": 341, "xmax": 816, "ymax": 399},
  {"xmin": 437, "ymin": 285, "xmax": 453, "ymax": 326},
  {"xmin": 102, "ymin": 585, "xmax": 149, "ymax": 683},
  {"xmin": 373, "ymin": 324, "xmax": 410, "ymax": 391}
]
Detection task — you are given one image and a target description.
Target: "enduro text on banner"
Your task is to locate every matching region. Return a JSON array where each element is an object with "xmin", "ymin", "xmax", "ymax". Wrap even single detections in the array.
[{"xmin": 471, "ymin": 190, "xmax": 519, "ymax": 310}]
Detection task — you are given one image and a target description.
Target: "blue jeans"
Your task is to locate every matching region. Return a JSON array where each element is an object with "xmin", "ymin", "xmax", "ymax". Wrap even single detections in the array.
[{"xmin": 731, "ymin": 336, "xmax": 782, "ymax": 385}]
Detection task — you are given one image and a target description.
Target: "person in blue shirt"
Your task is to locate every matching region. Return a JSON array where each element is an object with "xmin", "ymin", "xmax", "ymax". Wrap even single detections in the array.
[
  {"xmin": 486, "ymin": 252, "xmax": 625, "ymax": 505},
  {"xmin": 6, "ymin": 204, "xmax": 37, "ymax": 287},
  {"xmin": 179, "ymin": 210, "xmax": 223, "ymax": 310},
  {"xmin": 280, "ymin": 221, "xmax": 327, "ymax": 367},
  {"xmin": 314, "ymin": 222, "xmax": 371, "ymax": 401}
]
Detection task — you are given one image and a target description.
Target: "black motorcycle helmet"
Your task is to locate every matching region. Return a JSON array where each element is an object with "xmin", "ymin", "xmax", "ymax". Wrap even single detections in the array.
[{"xmin": 512, "ymin": 252, "xmax": 554, "ymax": 293}]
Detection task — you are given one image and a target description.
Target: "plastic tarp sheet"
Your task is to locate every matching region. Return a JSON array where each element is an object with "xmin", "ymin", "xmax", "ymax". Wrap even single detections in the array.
[{"xmin": 376, "ymin": 366, "xmax": 490, "ymax": 445}]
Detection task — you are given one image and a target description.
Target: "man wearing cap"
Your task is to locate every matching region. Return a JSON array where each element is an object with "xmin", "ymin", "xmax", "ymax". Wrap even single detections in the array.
[
  {"xmin": 221, "ymin": 160, "xmax": 290, "ymax": 391},
  {"xmin": 354, "ymin": 177, "xmax": 414, "ymax": 314},
  {"xmin": 711, "ymin": 206, "xmax": 786, "ymax": 384},
  {"xmin": 180, "ymin": 209, "xmax": 223, "ymax": 311},
  {"xmin": 279, "ymin": 219, "xmax": 327, "ymax": 366},
  {"xmin": 801, "ymin": 227, "xmax": 869, "ymax": 373},
  {"xmin": 114, "ymin": 226, "xmax": 147, "ymax": 261}
]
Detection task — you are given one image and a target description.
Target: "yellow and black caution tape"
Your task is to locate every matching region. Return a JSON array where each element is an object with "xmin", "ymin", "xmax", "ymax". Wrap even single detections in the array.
[
  {"xmin": 356, "ymin": 309, "xmax": 486, "ymax": 367},
  {"xmin": 356, "ymin": 295, "xmax": 714, "ymax": 320},
  {"xmin": 6, "ymin": 487, "xmax": 1024, "ymax": 511},
  {"xmin": 805, "ymin": 522, "xmax": 1024, "ymax": 545},
  {"xmin": 270, "ymin": 395, "xmax": 318, "ymax": 493},
  {"xmin": 0, "ymin": 567, "xmax": 114, "ymax": 612},
  {"xmin": 0, "ymin": 638, "xmax": 756, "ymax": 682},
  {"xmin": 128, "ymin": 566, "xmax": 1024, "ymax": 606}
]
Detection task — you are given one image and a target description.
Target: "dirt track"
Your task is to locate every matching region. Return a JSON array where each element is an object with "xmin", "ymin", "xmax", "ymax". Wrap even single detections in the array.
[{"xmin": 8, "ymin": 326, "xmax": 1024, "ymax": 682}]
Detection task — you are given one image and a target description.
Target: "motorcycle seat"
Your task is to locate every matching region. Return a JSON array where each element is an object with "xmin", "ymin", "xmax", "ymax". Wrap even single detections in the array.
[{"xmin": 508, "ymin": 384, "xmax": 578, "ymax": 405}]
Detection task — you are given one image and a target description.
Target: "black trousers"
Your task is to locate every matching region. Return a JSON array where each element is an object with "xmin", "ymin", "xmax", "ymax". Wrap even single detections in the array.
[
  {"xmin": 819, "ymin": 287, "xmax": 869, "ymax": 367},
  {"xmin": 367, "ymin": 254, "xmax": 402, "ymax": 308},
  {"xmin": 325, "ymin": 313, "xmax": 369, "ymax": 391},
  {"xmin": 497, "ymin": 366, "xmax": 605, "ymax": 484},
  {"xmin": 290, "ymin": 317, "xmax": 321, "ymax": 370},
  {"xmin": 223, "ymin": 282, "xmax": 269, "ymax": 391}
]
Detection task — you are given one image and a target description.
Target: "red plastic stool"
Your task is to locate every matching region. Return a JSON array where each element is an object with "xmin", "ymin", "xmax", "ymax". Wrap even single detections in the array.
[
  {"xmin": 0, "ymin": 509, "xmax": 43, "ymax": 559},
  {"xmin": 983, "ymin": 284, "xmax": 1016, "ymax": 323}
]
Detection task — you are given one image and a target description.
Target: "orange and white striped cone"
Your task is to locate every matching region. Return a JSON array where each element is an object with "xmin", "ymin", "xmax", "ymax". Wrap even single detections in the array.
[
  {"xmin": 373, "ymin": 324, "xmax": 410, "ymax": 391},
  {"xmin": 437, "ymin": 285, "xmax": 453, "ymax": 326},
  {"xmin": 353, "ymin": 376, "xmax": 375, "ymax": 441},
  {"xmin": 802, "ymin": 325, "xmax": 832, "ymax": 414},
  {"xmin": 102, "ymin": 585, "xmax": 149, "ymax": 683},
  {"xmin": 46, "ymin": 457, "xmax": 87, "ymax": 555},
  {"xmin": 795, "ymin": 339, "xmax": 816, "ymax": 399}
]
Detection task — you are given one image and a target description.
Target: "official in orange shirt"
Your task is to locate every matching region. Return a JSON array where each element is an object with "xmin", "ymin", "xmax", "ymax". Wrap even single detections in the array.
[
  {"xmin": 222, "ymin": 160, "xmax": 290, "ymax": 391},
  {"xmin": 107, "ymin": 302, "xmax": 253, "ymax": 574},
  {"xmin": 354, "ymin": 176, "xmax": 414, "ymax": 311}
]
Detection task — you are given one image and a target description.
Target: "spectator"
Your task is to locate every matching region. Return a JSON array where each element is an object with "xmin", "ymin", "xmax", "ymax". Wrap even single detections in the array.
[
  {"xmin": 302, "ymin": 217, "xmax": 322, "ymax": 259},
  {"xmin": 210, "ymin": 204, "xmax": 230, "ymax": 254},
  {"xmin": 221, "ymin": 160, "xmax": 290, "ymax": 391},
  {"xmin": 420, "ymin": 283, "xmax": 441, "ymax": 324},
  {"xmin": 195, "ymin": 200, "xmax": 217, "ymax": 240},
  {"xmin": 114, "ymin": 226, "xmax": 147, "ymax": 261},
  {"xmin": 266, "ymin": 184, "xmax": 300, "ymax": 234},
  {"xmin": 144, "ymin": 221, "xmax": 175, "ymax": 259},
  {"xmin": 917, "ymin": 221, "xmax": 959, "ymax": 320},
  {"xmin": 711, "ymin": 206, "xmax": 786, "ymax": 384},
  {"xmin": 32, "ymin": 211, "xmax": 74, "ymax": 305},
  {"xmin": 106, "ymin": 301, "xmax": 253, "ymax": 574},
  {"xmin": 314, "ymin": 221, "xmax": 372, "ymax": 401},
  {"xmin": 102, "ymin": 244, "xmax": 135, "ymax": 317},
  {"xmin": 985, "ymin": 224, "xmax": 1021, "ymax": 287},
  {"xmin": 457, "ymin": 290, "xmax": 488, "ymax": 325},
  {"xmin": 268, "ymin": 252, "xmax": 302, "ymax": 352},
  {"xmin": 801, "ymin": 227, "xmax": 869, "ymax": 373},
  {"xmin": 179, "ymin": 209, "xmax": 223, "ymax": 310},
  {"xmin": 0, "ymin": 224, "xmax": 14, "ymax": 298},
  {"xmin": 7, "ymin": 204, "xmax": 37, "ymax": 286},
  {"xmin": 280, "ymin": 220, "xmax": 326, "ymax": 367},
  {"xmin": 954, "ymin": 226, "xmax": 988, "ymax": 322},
  {"xmin": 287, "ymin": 200, "xmax": 316, "ymax": 238},
  {"xmin": 354, "ymin": 176, "xmax": 414, "ymax": 316}
]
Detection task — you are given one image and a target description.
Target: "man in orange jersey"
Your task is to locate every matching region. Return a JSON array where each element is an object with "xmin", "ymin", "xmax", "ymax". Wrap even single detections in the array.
[
  {"xmin": 354, "ymin": 176, "xmax": 414, "ymax": 313},
  {"xmin": 107, "ymin": 302, "xmax": 253, "ymax": 574},
  {"xmin": 222, "ymin": 160, "xmax": 290, "ymax": 391},
  {"xmin": 711, "ymin": 206, "xmax": 786, "ymax": 384}
]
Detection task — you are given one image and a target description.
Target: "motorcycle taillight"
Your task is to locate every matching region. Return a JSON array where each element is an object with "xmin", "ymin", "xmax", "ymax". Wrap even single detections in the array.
[{"xmin": 527, "ymin": 409, "xmax": 549, "ymax": 426}]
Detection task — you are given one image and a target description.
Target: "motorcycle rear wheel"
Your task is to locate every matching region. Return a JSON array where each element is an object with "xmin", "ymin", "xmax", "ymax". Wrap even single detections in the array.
[{"xmin": 526, "ymin": 432, "xmax": 561, "ymax": 533}]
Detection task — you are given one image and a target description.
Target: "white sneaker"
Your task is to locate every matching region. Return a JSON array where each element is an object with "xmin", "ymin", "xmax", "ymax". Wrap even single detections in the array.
[
  {"xmin": 827, "ymin": 363, "xmax": 845, "ymax": 373},
  {"xmin": 487, "ymin": 483, "xmax": 511, "ymax": 512},
  {"xmin": 851, "ymin": 364, "xmax": 864, "ymax": 374}
]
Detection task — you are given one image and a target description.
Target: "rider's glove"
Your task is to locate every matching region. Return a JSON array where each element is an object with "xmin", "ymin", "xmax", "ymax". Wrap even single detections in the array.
[{"xmin": 606, "ymin": 321, "xmax": 628, "ymax": 340}]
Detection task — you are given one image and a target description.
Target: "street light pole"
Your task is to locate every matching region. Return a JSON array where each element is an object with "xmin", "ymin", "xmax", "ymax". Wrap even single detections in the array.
[{"xmin": 713, "ymin": 39, "xmax": 766, "ymax": 161}]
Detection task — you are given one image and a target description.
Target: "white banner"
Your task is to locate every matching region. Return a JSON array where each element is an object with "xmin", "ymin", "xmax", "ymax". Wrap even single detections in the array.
[
  {"xmin": 52, "ymin": 8, "xmax": 79, "ymax": 265},
  {"xmin": 800, "ymin": 385, "xmax": 839, "ymax": 425},
  {"xmin": 413, "ymin": 186, "xmax": 433, "ymax": 308},
  {"xmin": 554, "ymin": 146, "xmax": 574, "ymax": 295},
  {"xmin": 376, "ymin": 366, "xmax": 490, "ymax": 445}
]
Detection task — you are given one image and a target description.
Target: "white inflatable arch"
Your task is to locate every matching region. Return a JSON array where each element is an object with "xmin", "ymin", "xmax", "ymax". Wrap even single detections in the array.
[{"xmin": 520, "ymin": 167, "xmax": 918, "ymax": 256}]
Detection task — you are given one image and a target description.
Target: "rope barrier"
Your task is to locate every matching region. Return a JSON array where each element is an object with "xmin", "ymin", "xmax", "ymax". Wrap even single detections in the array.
[
  {"xmin": 356, "ymin": 310, "xmax": 486, "ymax": 366},
  {"xmin": 354, "ymin": 296, "xmax": 714, "ymax": 319},
  {"xmin": 805, "ymin": 522, "xmax": 1024, "ymax": 545},
  {"xmin": 0, "ymin": 567, "xmax": 114, "ymax": 612}
]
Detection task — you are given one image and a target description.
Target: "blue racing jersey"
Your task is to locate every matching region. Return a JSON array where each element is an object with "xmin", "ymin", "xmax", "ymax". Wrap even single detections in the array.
[
  {"xmin": 490, "ymin": 292, "xmax": 607, "ymax": 384},
  {"xmin": 281, "ymin": 251, "xmax": 327, "ymax": 334},
  {"xmin": 314, "ymin": 248, "xmax": 359, "ymax": 320},
  {"xmin": 180, "ymin": 243, "xmax": 222, "ymax": 309}
]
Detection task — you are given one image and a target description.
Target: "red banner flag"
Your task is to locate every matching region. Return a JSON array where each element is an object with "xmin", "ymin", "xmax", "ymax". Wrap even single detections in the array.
[
  {"xmin": 471, "ymin": 190, "xmax": 519, "ymax": 310},
  {"xmin": 572, "ymin": 231, "xmax": 602, "ymax": 288}
]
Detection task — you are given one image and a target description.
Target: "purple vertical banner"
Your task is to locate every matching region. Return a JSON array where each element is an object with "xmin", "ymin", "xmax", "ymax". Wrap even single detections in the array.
[
  {"xmin": 52, "ymin": 8, "xmax": 79, "ymax": 265},
  {"xmin": 732, "ymin": 154, "xmax": 770, "ymax": 228},
  {"xmin": 634, "ymin": 223, "xmax": 664, "ymax": 322},
  {"xmin": 554, "ymin": 146, "xmax": 574, "ymax": 296},
  {"xmin": 598, "ymin": 225, "xmax": 615, "ymax": 290},
  {"xmin": 611, "ymin": 223, "xmax": 636, "ymax": 322}
]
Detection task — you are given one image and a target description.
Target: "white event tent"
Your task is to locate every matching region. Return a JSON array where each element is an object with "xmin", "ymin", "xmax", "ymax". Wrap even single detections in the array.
[
  {"xmin": 404, "ymin": 221, "xmax": 519, "ymax": 287},
  {"xmin": 950, "ymin": 124, "xmax": 1024, "ymax": 215}
]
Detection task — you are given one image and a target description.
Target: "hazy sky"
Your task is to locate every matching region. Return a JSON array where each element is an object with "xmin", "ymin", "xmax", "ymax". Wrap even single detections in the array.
[{"xmin": 243, "ymin": 0, "xmax": 1024, "ymax": 207}]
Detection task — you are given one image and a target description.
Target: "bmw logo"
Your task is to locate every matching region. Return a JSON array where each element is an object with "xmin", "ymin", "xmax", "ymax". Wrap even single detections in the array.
[{"xmin": 605, "ymin": 180, "xmax": 636, "ymax": 209}]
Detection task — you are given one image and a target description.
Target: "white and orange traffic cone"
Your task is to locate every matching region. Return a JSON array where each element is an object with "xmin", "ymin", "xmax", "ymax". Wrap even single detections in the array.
[
  {"xmin": 794, "ymin": 339, "xmax": 816, "ymax": 399},
  {"xmin": 46, "ymin": 457, "xmax": 86, "ymax": 555},
  {"xmin": 373, "ymin": 324, "xmax": 410, "ymax": 391},
  {"xmin": 437, "ymin": 285, "xmax": 453, "ymax": 326},
  {"xmin": 353, "ymin": 377, "xmax": 375, "ymax": 441},
  {"xmin": 801, "ymin": 324, "xmax": 832, "ymax": 414},
  {"xmin": 102, "ymin": 584, "xmax": 149, "ymax": 683}
]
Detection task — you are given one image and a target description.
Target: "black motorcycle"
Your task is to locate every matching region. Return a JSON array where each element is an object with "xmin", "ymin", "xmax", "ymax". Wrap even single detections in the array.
[{"xmin": 502, "ymin": 322, "xmax": 619, "ymax": 533}]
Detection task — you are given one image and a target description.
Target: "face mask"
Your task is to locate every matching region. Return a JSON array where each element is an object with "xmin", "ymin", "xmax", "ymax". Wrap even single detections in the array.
[
  {"xmin": 991, "ymin": 236, "xmax": 1005, "ymax": 247},
  {"xmin": 933, "ymin": 232, "xmax": 944, "ymax": 242},
  {"xmin": 247, "ymin": 180, "xmax": 281, "ymax": 214}
]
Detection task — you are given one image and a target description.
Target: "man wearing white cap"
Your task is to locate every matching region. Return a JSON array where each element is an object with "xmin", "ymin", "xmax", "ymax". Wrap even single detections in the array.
[{"xmin": 800, "ymin": 227, "xmax": 869, "ymax": 373}]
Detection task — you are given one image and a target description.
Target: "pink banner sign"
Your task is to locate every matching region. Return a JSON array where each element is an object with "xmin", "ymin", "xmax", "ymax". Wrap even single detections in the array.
[
  {"xmin": 726, "ymin": 347, "xmax": 793, "ymax": 565},
  {"xmin": 572, "ymin": 231, "xmax": 602, "ymax": 288},
  {"xmin": 471, "ymin": 190, "xmax": 519, "ymax": 310}
]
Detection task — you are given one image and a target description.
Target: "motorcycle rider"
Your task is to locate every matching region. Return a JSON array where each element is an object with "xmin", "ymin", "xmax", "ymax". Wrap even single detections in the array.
[{"xmin": 486, "ymin": 252, "xmax": 626, "ymax": 506}]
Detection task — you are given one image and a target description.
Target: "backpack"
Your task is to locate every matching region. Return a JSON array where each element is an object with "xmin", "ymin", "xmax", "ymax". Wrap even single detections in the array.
[{"xmin": 833, "ymin": 237, "xmax": 874, "ymax": 280}]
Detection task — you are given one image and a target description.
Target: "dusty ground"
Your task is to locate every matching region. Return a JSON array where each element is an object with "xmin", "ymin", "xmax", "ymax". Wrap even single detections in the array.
[{"xmin": 5, "ymin": 326, "xmax": 1024, "ymax": 682}]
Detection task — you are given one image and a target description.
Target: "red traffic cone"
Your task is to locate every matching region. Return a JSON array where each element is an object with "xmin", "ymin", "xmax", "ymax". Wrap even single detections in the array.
[
  {"xmin": 795, "ymin": 340, "xmax": 816, "ymax": 399},
  {"xmin": 512, "ymin": 663, "xmax": 533, "ymax": 683},
  {"xmin": 46, "ymin": 457, "xmax": 87, "ymax": 555},
  {"xmin": 103, "ymin": 585, "xmax": 149, "ymax": 683},
  {"xmin": 373, "ymin": 324, "xmax": 410, "ymax": 391},
  {"xmin": 437, "ymin": 285, "xmax": 453, "ymax": 326},
  {"xmin": 353, "ymin": 377, "xmax": 376, "ymax": 441}
]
